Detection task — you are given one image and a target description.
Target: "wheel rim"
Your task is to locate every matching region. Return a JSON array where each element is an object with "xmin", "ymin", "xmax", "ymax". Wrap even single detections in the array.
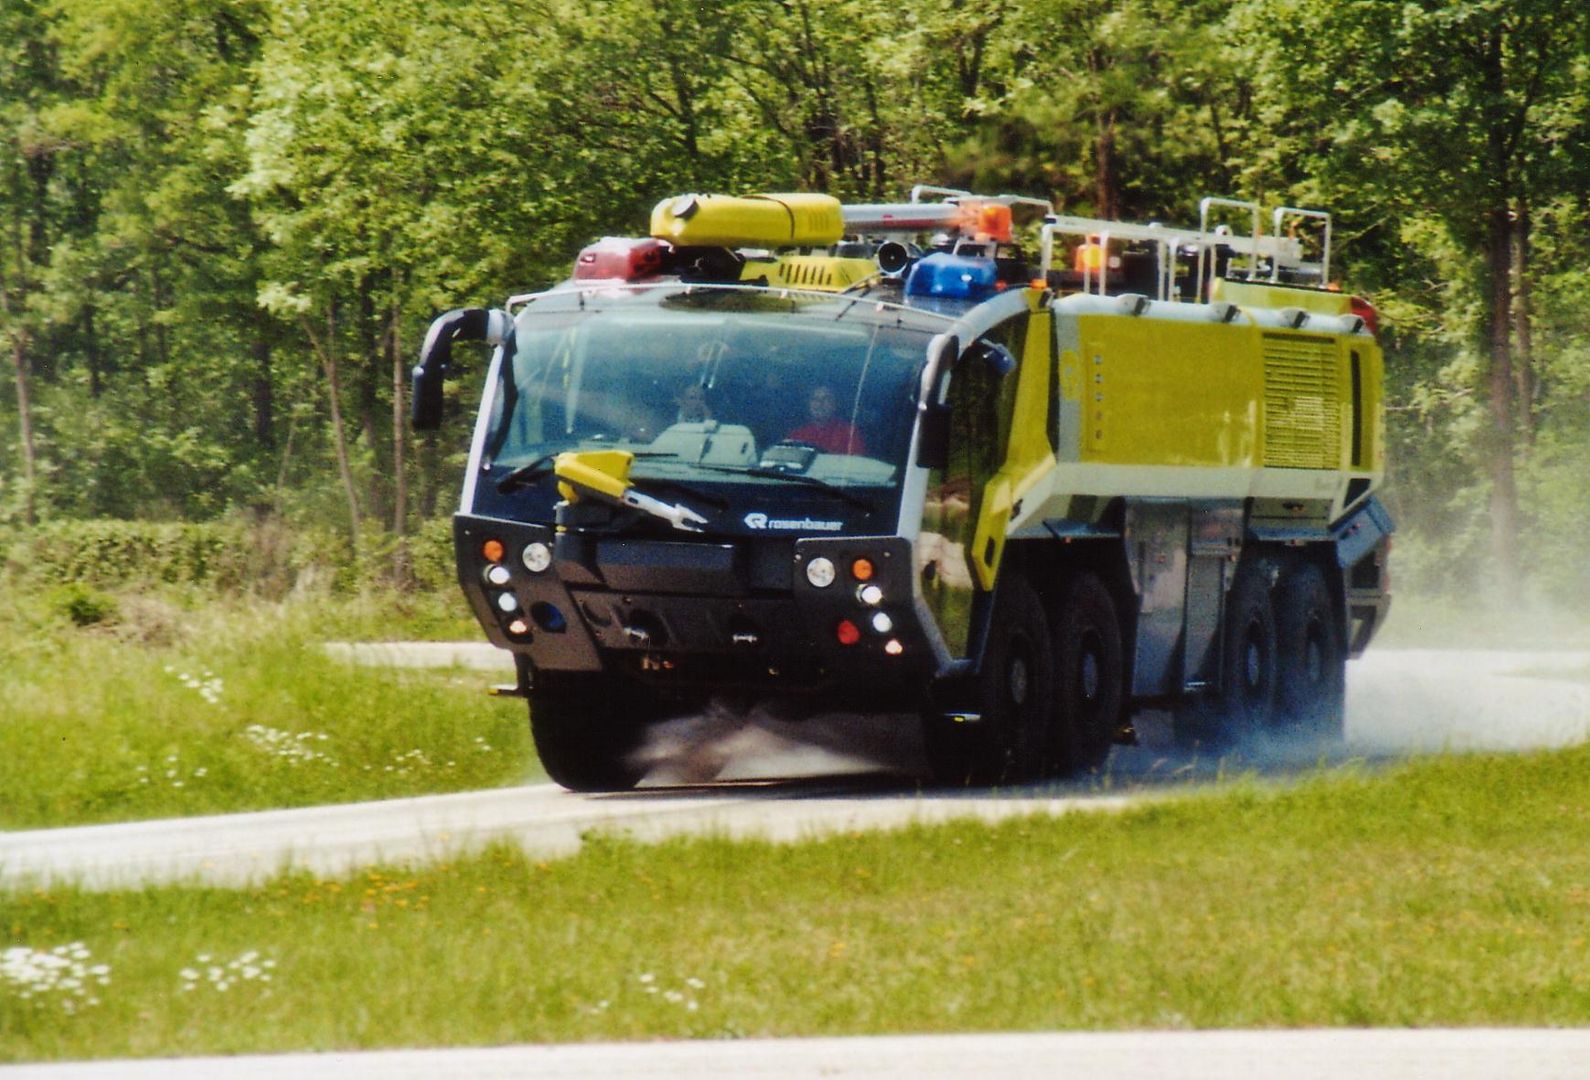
[
  {"xmin": 1079, "ymin": 630, "xmax": 1102, "ymax": 704},
  {"xmin": 1008, "ymin": 648, "xmax": 1030, "ymax": 706},
  {"xmin": 1241, "ymin": 617, "xmax": 1267, "ymax": 702}
]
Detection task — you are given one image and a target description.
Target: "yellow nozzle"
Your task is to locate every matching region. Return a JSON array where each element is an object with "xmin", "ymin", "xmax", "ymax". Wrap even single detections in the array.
[{"xmin": 554, "ymin": 449, "xmax": 633, "ymax": 504}]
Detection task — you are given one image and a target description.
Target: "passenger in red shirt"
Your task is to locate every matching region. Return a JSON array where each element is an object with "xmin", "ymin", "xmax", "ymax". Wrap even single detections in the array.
[{"xmin": 786, "ymin": 384, "xmax": 867, "ymax": 455}]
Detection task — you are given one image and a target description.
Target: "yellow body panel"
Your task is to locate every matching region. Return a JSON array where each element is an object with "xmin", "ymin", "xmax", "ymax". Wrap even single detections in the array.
[
  {"xmin": 1069, "ymin": 316, "xmax": 1263, "ymax": 469},
  {"xmin": 650, "ymin": 193, "xmax": 844, "ymax": 248},
  {"xmin": 1211, "ymin": 279, "xmax": 1351, "ymax": 316},
  {"xmin": 741, "ymin": 254, "xmax": 877, "ymax": 292}
]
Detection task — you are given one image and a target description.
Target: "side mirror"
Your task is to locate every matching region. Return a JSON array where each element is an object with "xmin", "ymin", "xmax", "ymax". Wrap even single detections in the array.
[
  {"xmin": 411, "ymin": 308, "xmax": 510, "ymax": 431},
  {"xmin": 914, "ymin": 333, "xmax": 958, "ymax": 470},
  {"xmin": 966, "ymin": 339, "xmax": 1017, "ymax": 377}
]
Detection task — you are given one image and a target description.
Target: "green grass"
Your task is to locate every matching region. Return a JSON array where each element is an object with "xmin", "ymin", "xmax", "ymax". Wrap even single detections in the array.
[
  {"xmin": 0, "ymin": 591, "xmax": 534, "ymax": 829},
  {"xmin": 5, "ymin": 744, "xmax": 1590, "ymax": 1061}
]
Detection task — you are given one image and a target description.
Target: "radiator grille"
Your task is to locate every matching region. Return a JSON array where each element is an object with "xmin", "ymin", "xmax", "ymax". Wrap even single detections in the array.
[{"xmin": 1262, "ymin": 333, "xmax": 1340, "ymax": 469}]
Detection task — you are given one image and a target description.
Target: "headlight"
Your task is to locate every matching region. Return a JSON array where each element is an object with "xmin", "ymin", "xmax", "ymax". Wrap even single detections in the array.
[
  {"xmin": 522, "ymin": 541, "xmax": 552, "ymax": 573},
  {"xmin": 805, "ymin": 556, "xmax": 836, "ymax": 588},
  {"xmin": 857, "ymin": 583, "xmax": 883, "ymax": 606}
]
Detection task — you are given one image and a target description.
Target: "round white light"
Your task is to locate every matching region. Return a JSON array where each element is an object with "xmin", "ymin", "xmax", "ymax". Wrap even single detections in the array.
[
  {"xmin": 871, "ymin": 611, "xmax": 893, "ymax": 634},
  {"xmin": 522, "ymin": 542, "xmax": 552, "ymax": 573},
  {"xmin": 495, "ymin": 592, "xmax": 519, "ymax": 613},
  {"xmin": 884, "ymin": 638, "xmax": 904, "ymax": 656},
  {"xmin": 857, "ymin": 583, "xmax": 884, "ymax": 606},
  {"xmin": 805, "ymin": 557, "xmax": 836, "ymax": 588},
  {"xmin": 485, "ymin": 564, "xmax": 512, "ymax": 587}
]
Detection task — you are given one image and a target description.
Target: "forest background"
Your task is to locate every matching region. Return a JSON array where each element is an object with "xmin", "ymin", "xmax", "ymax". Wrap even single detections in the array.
[{"xmin": 2, "ymin": 0, "xmax": 1587, "ymax": 612}]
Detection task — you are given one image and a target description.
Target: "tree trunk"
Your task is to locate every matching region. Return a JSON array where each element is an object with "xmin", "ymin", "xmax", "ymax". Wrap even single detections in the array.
[
  {"xmin": 1512, "ymin": 199, "xmax": 1536, "ymax": 447},
  {"xmin": 2, "ymin": 180, "xmax": 38, "ymax": 525},
  {"xmin": 389, "ymin": 302, "xmax": 411, "ymax": 589},
  {"xmin": 8, "ymin": 331, "xmax": 37, "ymax": 526},
  {"xmin": 252, "ymin": 310, "xmax": 274, "ymax": 450},
  {"xmin": 304, "ymin": 306, "xmax": 362, "ymax": 557},
  {"xmin": 1484, "ymin": 204, "xmax": 1521, "ymax": 605}
]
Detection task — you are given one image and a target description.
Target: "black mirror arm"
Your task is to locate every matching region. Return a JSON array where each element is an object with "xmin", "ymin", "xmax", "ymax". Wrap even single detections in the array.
[{"xmin": 411, "ymin": 308, "xmax": 511, "ymax": 431}]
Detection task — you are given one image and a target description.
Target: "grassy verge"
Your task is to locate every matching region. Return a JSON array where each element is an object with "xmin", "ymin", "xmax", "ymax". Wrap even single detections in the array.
[
  {"xmin": 0, "ymin": 591, "xmax": 533, "ymax": 829},
  {"xmin": 5, "ymin": 745, "xmax": 1590, "ymax": 1060}
]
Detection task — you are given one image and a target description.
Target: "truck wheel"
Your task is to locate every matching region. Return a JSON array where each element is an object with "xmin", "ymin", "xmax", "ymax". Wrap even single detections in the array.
[
  {"xmin": 1175, "ymin": 557, "xmax": 1278, "ymax": 750},
  {"xmin": 529, "ymin": 679, "xmax": 650, "ymax": 792},
  {"xmin": 1274, "ymin": 560, "xmax": 1345, "ymax": 743},
  {"xmin": 1048, "ymin": 572, "xmax": 1123, "ymax": 774},
  {"xmin": 922, "ymin": 578, "xmax": 1053, "ymax": 786}
]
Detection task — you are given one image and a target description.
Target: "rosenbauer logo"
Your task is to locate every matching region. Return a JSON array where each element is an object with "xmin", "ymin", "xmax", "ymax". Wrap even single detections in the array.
[{"xmin": 743, "ymin": 511, "xmax": 843, "ymax": 532}]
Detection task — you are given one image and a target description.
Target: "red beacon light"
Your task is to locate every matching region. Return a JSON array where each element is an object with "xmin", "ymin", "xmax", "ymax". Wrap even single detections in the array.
[
  {"xmin": 574, "ymin": 237, "xmax": 669, "ymax": 281},
  {"xmin": 1349, "ymin": 295, "xmax": 1379, "ymax": 336}
]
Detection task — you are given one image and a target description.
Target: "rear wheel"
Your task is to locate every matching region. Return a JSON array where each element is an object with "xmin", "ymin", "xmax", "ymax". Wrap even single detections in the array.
[
  {"xmin": 1048, "ymin": 572, "xmax": 1123, "ymax": 774},
  {"xmin": 923, "ymin": 577, "xmax": 1053, "ymax": 786},
  {"xmin": 1273, "ymin": 560, "xmax": 1345, "ymax": 744},
  {"xmin": 529, "ymin": 677, "xmax": 654, "ymax": 792},
  {"xmin": 1175, "ymin": 557, "xmax": 1279, "ymax": 751}
]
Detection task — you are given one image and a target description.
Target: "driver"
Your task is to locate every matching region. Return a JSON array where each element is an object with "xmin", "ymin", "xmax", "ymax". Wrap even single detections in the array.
[{"xmin": 785, "ymin": 384, "xmax": 866, "ymax": 455}]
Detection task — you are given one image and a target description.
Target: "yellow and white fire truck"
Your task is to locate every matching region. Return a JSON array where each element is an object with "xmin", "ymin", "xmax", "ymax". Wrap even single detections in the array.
[{"xmin": 413, "ymin": 187, "xmax": 1393, "ymax": 790}]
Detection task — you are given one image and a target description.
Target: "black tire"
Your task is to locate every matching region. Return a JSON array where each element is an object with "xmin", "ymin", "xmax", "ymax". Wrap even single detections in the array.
[
  {"xmin": 529, "ymin": 678, "xmax": 652, "ymax": 792},
  {"xmin": 1175, "ymin": 557, "xmax": 1279, "ymax": 750},
  {"xmin": 923, "ymin": 578, "xmax": 1053, "ymax": 786},
  {"xmin": 1048, "ymin": 572, "xmax": 1124, "ymax": 774},
  {"xmin": 1273, "ymin": 559, "xmax": 1346, "ymax": 743}
]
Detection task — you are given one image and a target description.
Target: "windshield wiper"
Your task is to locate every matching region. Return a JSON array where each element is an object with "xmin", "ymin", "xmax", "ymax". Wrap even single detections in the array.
[
  {"xmin": 495, "ymin": 451, "xmax": 679, "ymax": 493},
  {"xmin": 694, "ymin": 465, "xmax": 877, "ymax": 512},
  {"xmin": 494, "ymin": 453, "xmax": 558, "ymax": 493}
]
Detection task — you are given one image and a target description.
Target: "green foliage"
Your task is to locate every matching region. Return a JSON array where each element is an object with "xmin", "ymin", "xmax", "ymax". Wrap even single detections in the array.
[
  {"xmin": 0, "ymin": 598, "xmax": 531, "ymax": 829},
  {"xmin": 0, "ymin": 0, "xmax": 1587, "ymax": 612},
  {"xmin": 47, "ymin": 582, "xmax": 118, "ymax": 627}
]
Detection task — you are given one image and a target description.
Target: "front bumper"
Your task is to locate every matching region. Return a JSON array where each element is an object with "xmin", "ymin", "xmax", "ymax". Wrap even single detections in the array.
[{"xmin": 455, "ymin": 514, "xmax": 937, "ymax": 701}]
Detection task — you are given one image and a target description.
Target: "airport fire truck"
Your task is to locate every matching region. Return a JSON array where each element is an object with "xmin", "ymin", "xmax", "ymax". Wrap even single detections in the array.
[{"xmin": 412, "ymin": 187, "xmax": 1393, "ymax": 791}]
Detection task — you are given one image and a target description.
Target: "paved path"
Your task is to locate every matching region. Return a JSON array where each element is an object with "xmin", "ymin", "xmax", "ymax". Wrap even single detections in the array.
[{"xmin": 7, "ymin": 1028, "xmax": 1590, "ymax": 1079}]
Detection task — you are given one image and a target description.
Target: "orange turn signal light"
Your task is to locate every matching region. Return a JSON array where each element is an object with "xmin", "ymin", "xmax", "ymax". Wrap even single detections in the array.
[
  {"xmin": 482, "ymin": 539, "xmax": 505, "ymax": 563},
  {"xmin": 851, "ymin": 558, "xmax": 874, "ymax": 582}
]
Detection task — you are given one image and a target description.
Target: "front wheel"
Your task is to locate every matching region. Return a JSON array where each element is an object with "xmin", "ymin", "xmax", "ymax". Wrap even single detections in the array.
[
  {"xmin": 529, "ymin": 678, "xmax": 654, "ymax": 792},
  {"xmin": 922, "ymin": 577, "xmax": 1053, "ymax": 786}
]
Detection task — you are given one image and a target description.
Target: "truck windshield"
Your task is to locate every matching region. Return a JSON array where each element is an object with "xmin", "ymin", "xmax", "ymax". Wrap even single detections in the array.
[{"xmin": 486, "ymin": 287, "xmax": 942, "ymax": 497}]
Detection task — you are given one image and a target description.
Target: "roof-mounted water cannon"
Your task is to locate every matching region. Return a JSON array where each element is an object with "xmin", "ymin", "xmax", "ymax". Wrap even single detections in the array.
[{"xmin": 650, "ymin": 193, "xmax": 845, "ymax": 248}]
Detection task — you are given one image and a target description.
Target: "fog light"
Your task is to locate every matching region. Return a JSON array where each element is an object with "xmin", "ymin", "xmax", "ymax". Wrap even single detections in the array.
[
  {"xmin": 482, "ymin": 538, "xmax": 505, "ymax": 563},
  {"xmin": 806, "ymin": 556, "xmax": 836, "ymax": 588},
  {"xmin": 835, "ymin": 618, "xmax": 861, "ymax": 646},
  {"xmin": 857, "ymin": 583, "xmax": 883, "ymax": 606},
  {"xmin": 884, "ymin": 638, "xmax": 904, "ymax": 656},
  {"xmin": 530, "ymin": 601, "xmax": 566, "ymax": 633},
  {"xmin": 871, "ymin": 611, "xmax": 894, "ymax": 634},
  {"xmin": 495, "ymin": 592, "xmax": 519, "ymax": 614},
  {"xmin": 522, "ymin": 541, "xmax": 552, "ymax": 573},
  {"xmin": 485, "ymin": 564, "xmax": 512, "ymax": 587}
]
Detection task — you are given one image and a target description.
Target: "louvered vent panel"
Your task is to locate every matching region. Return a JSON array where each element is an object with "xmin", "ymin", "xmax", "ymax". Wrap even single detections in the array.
[{"xmin": 1262, "ymin": 334, "xmax": 1340, "ymax": 469}]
